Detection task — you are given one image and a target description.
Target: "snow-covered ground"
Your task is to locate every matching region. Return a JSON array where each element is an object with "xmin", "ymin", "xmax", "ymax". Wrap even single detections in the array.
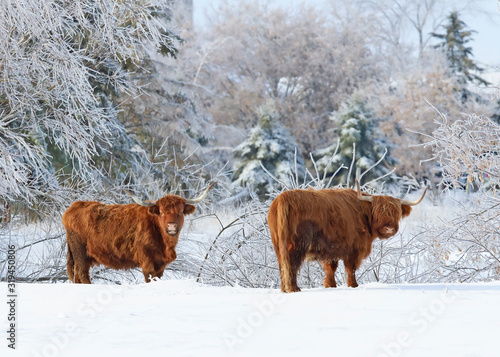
[{"xmin": 2, "ymin": 279, "xmax": 500, "ymax": 357}]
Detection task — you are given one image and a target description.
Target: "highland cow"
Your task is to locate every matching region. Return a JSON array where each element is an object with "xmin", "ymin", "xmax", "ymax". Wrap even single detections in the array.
[
  {"xmin": 63, "ymin": 183, "xmax": 215, "ymax": 283},
  {"xmin": 268, "ymin": 180, "xmax": 426, "ymax": 292}
]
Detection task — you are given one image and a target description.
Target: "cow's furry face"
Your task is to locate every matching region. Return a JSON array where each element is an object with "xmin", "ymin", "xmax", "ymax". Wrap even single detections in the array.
[
  {"xmin": 150, "ymin": 196, "xmax": 196, "ymax": 236},
  {"xmin": 371, "ymin": 196, "xmax": 412, "ymax": 239}
]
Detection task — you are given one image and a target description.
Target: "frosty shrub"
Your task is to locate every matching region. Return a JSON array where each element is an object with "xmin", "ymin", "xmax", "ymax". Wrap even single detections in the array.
[
  {"xmin": 186, "ymin": 197, "xmax": 281, "ymax": 288},
  {"xmin": 425, "ymin": 197, "xmax": 500, "ymax": 282},
  {"xmin": 427, "ymin": 112, "xmax": 500, "ymax": 190},
  {"xmin": 419, "ymin": 111, "xmax": 500, "ymax": 282}
]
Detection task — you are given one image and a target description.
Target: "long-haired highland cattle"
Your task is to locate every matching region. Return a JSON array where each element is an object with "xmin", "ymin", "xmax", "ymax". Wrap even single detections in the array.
[
  {"xmin": 63, "ymin": 183, "xmax": 215, "ymax": 283},
  {"xmin": 268, "ymin": 180, "xmax": 426, "ymax": 292}
]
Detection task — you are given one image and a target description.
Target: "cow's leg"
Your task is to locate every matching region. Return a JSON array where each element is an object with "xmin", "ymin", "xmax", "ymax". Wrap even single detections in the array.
[
  {"xmin": 344, "ymin": 255, "xmax": 359, "ymax": 288},
  {"xmin": 154, "ymin": 261, "xmax": 168, "ymax": 280},
  {"xmin": 74, "ymin": 256, "xmax": 91, "ymax": 284},
  {"xmin": 278, "ymin": 239, "xmax": 303, "ymax": 293},
  {"xmin": 148, "ymin": 250, "xmax": 176, "ymax": 282},
  {"xmin": 288, "ymin": 244, "xmax": 307, "ymax": 293},
  {"xmin": 66, "ymin": 241, "xmax": 75, "ymax": 283},
  {"xmin": 275, "ymin": 258, "xmax": 286, "ymax": 292},
  {"xmin": 141, "ymin": 260, "xmax": 156, "ymax": 283},
  {"xmin": 288, "ymin": 256, "xmax": 301, "ymax": 293},
  {"xmin": 142, "ymin": 269, "xmax": 155, "ymax": 283},
  {"xmin": 322, "ymin": 260, "xmax": 338, "ymax": 288},
  {"xmin": 77, "ymin": 263, "xmax": 91, "ymax": 284},
  {"xmin": 272, "ymin": 242, "xmax": 282, "ymax": 289},
  {"xmin": 71, "ymin": 242, "xmax": 91, "ymax": 284},
  {"xmin": 272, "ymin": 239, "xmax": 286, "ymax": 291},
  {"xmin": 278, "ymin": 239, "xmax": 293, "ymax": 292}
]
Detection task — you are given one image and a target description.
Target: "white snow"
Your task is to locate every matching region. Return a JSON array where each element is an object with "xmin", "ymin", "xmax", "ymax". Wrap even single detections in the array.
[{"xmin": 2, "ymin": 279, "xmax": 500, "ymax": 357}]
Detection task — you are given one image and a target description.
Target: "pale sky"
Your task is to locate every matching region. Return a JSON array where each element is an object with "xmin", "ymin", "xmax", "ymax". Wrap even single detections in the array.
[{"xmin": 193, "ymin": 0, "xmax": 500, "ymax": 68}]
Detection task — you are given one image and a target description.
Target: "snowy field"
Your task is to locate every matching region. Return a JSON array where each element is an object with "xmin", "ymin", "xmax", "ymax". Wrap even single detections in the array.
[{"xmin": 2, "ymin": 279, "xmax": 500, "ymax": 357}]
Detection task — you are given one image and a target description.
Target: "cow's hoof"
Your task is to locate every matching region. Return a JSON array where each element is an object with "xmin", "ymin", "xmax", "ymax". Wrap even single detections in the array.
[{"xmin": 324, "ymin": 280, "xmax": 337, "ymax": 288}]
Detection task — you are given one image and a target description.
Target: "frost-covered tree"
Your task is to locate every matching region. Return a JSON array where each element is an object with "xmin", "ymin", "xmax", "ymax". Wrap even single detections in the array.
[
  {"xmin": 374, "ymin": 49, "xmax": 494, "ymax": 182},
  {"xmin": 0, "ymin": 0, "xmax": 178, "ymax": 216},
  {"xmin": 375, "ymin": 54, "xmax": 455, "ymax": 180},
  {"xmin": 313, "ymin": 94, "xmax": 395, "ymax": 186},
  {"xmin": 193, "ymin": 0, "xmax": 385, "ymax": 154},
  {"xmin": 232, "ymin": 104, "xmax": 305, "ymax": 198},
  {"xmin": 116, "ymin": 1, "xmax": 217, "ymax": 172},
  {"xmin": 431, "ymin": 11, "xmax": 488, "ymax": 101},
  {"xmin": 366, "ymin": 0, "xmax": 485, "ymax": 58}
]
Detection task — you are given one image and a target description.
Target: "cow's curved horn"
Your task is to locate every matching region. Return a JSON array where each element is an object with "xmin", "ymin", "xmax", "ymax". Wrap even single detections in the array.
[
  {"xmin": 400, "ymin": 187, "xmax": 427, "ymax": 206},
  {"xmin": 355, "ymin": 179, "xmax": 373, "ymax": 202},
  {"xmin": 123, "ymin": 189, "xmax": 156, "ymax": 207},
  {"xmin": 185, "ymin": 182, "xmax": 216, "ymax": 204}
]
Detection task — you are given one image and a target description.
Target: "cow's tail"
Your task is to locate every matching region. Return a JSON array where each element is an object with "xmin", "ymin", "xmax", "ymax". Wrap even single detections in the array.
[
  {"xmin": 66, "ymin": 241, "xmax": 75, "ymax": 283},
  {"xmin": 269, "ymin": 195, "xmax": 293, "ymax": 292}
]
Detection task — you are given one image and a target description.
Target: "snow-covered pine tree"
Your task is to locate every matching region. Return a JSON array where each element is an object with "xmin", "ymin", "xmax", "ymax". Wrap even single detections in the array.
[
  {"xmin": 313, "ymin": 93, "xmax": 395, "ymax": 187},
  {"xmin": 431, "ymin": 11, "xmax": 488, "ymax": 102},
  {"xmin": 232, "ymin": 103, "xmax": 305, "ymax": 198}
]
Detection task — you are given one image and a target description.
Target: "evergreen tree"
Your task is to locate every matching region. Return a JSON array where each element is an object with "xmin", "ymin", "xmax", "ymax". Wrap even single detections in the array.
[
  {"xmin": 431, "ymin": 11, "xmax": 488, "ymax": 101},
  {"xmin": 313, "ymin": 94, "xmax": 395, "ymax": 186},
  {"xmin": 233, "ymin": 103, "xmax": 305, "ymax": 198}
]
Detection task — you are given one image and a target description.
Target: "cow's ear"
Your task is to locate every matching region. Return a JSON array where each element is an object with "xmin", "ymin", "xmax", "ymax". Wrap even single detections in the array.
[
  {"xmin": 184, "ymin": 204, "xmax": 196, "ymax": 215},
  {"xmin": 148, "ymin": 205, "xmax": 160, "ymax": 216},
  {"xmin": 401, "ymin": 205, "xmax": 412, "ymax": 218}
]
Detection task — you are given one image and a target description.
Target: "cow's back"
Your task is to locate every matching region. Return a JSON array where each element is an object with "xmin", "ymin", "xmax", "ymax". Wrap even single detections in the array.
[
  {"xmin": 63, "ymin": 201, "xmax": 102, "ymax": 235},
  {"xmin": 271, "ymin": 188, "xmax": 359, "ymax": 228}
]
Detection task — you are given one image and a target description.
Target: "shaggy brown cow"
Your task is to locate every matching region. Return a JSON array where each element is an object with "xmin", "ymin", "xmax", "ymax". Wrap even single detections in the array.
[
  {"xmin": 268, "ymin": 180, "xmax": 426, "ymax": 292},
  {"xmin": 63, "ymin": 183, "xmax": 215, "ymax": 284}
]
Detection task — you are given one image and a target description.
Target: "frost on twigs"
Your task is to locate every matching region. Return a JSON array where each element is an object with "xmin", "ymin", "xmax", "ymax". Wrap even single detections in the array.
[{"xmin": 424, "ymin": 108, "xmax": 500, "ymax": 192}]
